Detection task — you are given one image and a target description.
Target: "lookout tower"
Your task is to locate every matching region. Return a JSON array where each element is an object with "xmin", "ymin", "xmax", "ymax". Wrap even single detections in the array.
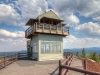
[{"xmin": 25, "ymin": 10, "xmax": 69, "ymax": 61}]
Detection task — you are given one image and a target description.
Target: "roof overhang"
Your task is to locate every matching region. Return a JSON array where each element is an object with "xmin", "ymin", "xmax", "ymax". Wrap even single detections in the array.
[
  {"xmin": 26, "ymin": 18, "xmax": 38, "ymax": 26},
  {"xmin": 62, "ymin": 24, "xmax": 66, "ymax": 26},
  {"xmin": 41, "ymin": 17, "xmax": 64, "ymax": 22}
]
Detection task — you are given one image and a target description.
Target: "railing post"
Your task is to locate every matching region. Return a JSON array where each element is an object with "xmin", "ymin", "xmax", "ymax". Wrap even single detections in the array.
[
  {"xmin": 11, "ymin": 54, "xmax": 13, "ymax": 62},
  {"xmin": 36, "ymin": 22, "xmax": 37, "ymax": 32},
  {"xmin": 66, "ymin": 56, "xmax": 68, "ymax": 65},
  {"xmin": 43, "ymin": 24, "xmax": 44, "ymax": 32},
  {"xmin": 4, "ymin": 54, "xmax": 6, "ymax": 67},
  {"xmin": 50, "ymin": 24, "xmax": 51, "ymax": 33},
  {"xmin": 84, "ymin": 59, "xmax": 87, "ymax": 75},
  {"xmin": 59, "ymin": 60, "xmax": 62, "ymax": 75},
  {"xmin": 56, "ymin": 25, "xmax": 58, "ymax": 33}
]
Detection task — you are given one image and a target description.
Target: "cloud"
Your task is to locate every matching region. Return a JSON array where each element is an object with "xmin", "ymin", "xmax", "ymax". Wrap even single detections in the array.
[
  {"xmin": 0, "ymin": 4, "xmax": 21, "ymax": 26},
  {"xmin": 47, "ymin": 0, "xmax": 80, "ymax": 25},
  {"xmin": 63, "ymin": 35, "xmax": 100, "ymax": 49},
  {"xmin": 75, "ymin": 22, "xmax": 100, "ymax": 37},
  {"xmin": 48, "ymin": 0, "xmax": 100, "ymax": 25},
  {"xmin": 75, "ymin": 0, "xmax": 100, "ymax": 17},
  {"xmin": 0, "ymin": 0, "xmax": 48, "ymax": 26},
  {"xmin": 93, "ymin": 16, "xmax": 100, "ymax": 21},
  {"xmin": 0, "ymin": 38, "xmax": 26, "ymax": 52},
  {"xmin": 0, "ymin": 29, "xmax": 26, "ymax": 52},
  {"xmin": 0, "ymin": 29, "xmax": 24, "ymax": 38}
]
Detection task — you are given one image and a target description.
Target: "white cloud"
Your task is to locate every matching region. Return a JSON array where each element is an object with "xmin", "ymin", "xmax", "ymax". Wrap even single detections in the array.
[
  {"xmin": 0, "ymin": 0, "xmax": 48, "ymax": 26},
  {"xmin": 48, "ymin": 0, "xmax": 100, "ymax": 24},
  {"xmin": 75, "ymin": 22, "xmax": 100, "ymax": 37},
  {"xmin": 93, "ymin": 16, "xmax": 100, "ymax": 21},
  {"xmin": 47, "ymin": 0, "xmax": 80, "ymax": 25},
  {"xmin": 0, "ymin": 38, "xmax": 26, "ymax": 52},
  {"xmin": 0, "ymin": 29, "xmax": 26, "ymax": 52},
  {"xmin": 75, "ymin": 0, "xmax": 100, "ymax": 17},
  {"xmin": 63, "ymin": 35, "xmax": 100, "ymax": 49},
  {"xmin": 0, "ymin": 29, "xmax": 24, "ymax": 38},
  {"xmin": 0, "ymin": 4, "xmax": 21, "ymax": 26}
]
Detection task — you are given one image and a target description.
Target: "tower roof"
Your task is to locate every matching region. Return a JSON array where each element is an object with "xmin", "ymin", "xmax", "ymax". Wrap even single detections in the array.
[
  {"xmin": 26, "ymin": 10, "xmax": 64, "ymax": 26},
  {"xmin": 36, "ymin": 10, "xmax": 61, "ymax": 20}
]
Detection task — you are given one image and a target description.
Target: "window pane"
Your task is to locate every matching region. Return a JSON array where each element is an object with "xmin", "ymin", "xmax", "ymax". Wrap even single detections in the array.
[
  {"xmin": 46, "ymin": 42, "xmax": 50, "ymax": 53},
  {"xmin": 58, "ymin": 45, "xmax": 61, "ymax": 52},
  {"xmin": 54, "ymin": 42, "xmax": 57, "ymax": 45},
  {"xmin": 41, "ymin": 42, "xmax": 45, "ymax": 53},
  {"xmin": 42, "ymin": 46, "xmax": 45, "ymax": 53},
  {"xmin": 57, "ymin": 42, "xmax": 60, "ymax": 45},
  {"xmin": 54, "ymin": 45, "xmax": 56, "ymax": 52}
]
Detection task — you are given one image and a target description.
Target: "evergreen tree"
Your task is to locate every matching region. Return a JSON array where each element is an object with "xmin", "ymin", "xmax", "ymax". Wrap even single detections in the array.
[
  {"xmin": 93, "ymin": 52, "xmax": 100, "ymax": 62},
  {"xmin": 89, "ymin": 52, "xmax": 100, "ymax": 63},
  {"xmin": 76, "ymin": 51, "xmax": 80, "ymax": 57},
  {"xmin": 89, "ymin": 52, "xmax": 93, "ymax": 59},
  {"xmin": 82, "ymin": 48, "xmax": 86, "ymax": 58}
]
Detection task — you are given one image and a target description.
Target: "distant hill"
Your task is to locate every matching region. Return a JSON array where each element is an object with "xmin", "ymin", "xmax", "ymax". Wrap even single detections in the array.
[
  {"xmin": 0, "ymin": 50, "xmax": 27, "ymax": 56},
  {"xmin": 64, "ymin": 47, "xmax": 100, "ymax": 55}
]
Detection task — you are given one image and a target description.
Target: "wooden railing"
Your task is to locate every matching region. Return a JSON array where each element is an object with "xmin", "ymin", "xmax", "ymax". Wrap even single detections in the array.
[
  {"xmin": 59, "ymin": 52, "xmax": 74, "ymax": 75},
  {"xmin": 25, "ymin": 22, "xmax": 69, "ymax": 38},
  {"xmin": 0, "ymin": 54, "xmax": 18, "ymax": 69},
  {"xmin": 59, "ymin": 52, "xmax": 100, "ymax": 75}
]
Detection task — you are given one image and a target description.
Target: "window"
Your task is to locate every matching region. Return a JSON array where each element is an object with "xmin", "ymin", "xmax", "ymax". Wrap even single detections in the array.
[
  {"xmin": 33, "ymin": 42, "xmax": 38, "ymax": 53},
  {"xmin": 57, "ymin": 42, "xmax": 61, "ymax": 52},
  {"xmin": 41, "ymin": 41, "xmax": 61, "ymax": 53},
  {"xmin": 41, "ymin": 42, "xmax": 45, "ymax": 53}
]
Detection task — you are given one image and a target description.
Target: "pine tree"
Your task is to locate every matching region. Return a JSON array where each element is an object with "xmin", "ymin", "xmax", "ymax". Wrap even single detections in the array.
[
  {"xmin": 89, "ymin": 52, "xmax": 100, "ymax": 63},
  {"xmin": 89, "ymin": 52, "xmax": 93, "ymax": 59},
  {"xmin": 76, "ymin": 51, "xmax": 80, "ymax": 57},
  {"xmin": 82, "ymin": 48, "xmax": 86, "ymax": 58},
  {"xmin": 93, "ymin": 52, "xmax": 100, "ymax": 62}
]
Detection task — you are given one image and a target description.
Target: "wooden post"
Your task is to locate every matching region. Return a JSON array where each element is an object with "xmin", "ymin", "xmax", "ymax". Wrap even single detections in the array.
[
  {"xmin": 11, "ymin": 54, "xmax": 13, "ymax": 62},
  {"xmin": 84, "ymin": 59, "xmax": 87, "ymax": 75},
  {"xmin": 4, "ymin": 54, "xmax": 6, "ymax": 67},
  {"xmin": 36, "ymin": 22, "xmax": 37, "ymax": 32},
  {"xmin": 56, "ymin": 23, "xmax": 58, "ymax": 33},
  {"xmin": 50, "ymin": 24, "xmax": 51, "ymax": 33},
  {"xmin": 16, "ymin": 53, "xmax": 18, "ymax": 60},
  {"xmin": 43, "ymin": 24, "xmax": 44, "ymax": 32},
  {"xmin": 59, "ymin": 60, "xmax": 62, "ymax": 75},
  {"xmin": 66, "ymin": 56, "xmax": 68, "ymax": 65}
]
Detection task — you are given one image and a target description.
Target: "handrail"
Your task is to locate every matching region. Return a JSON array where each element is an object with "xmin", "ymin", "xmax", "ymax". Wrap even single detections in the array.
[
  {"xmin": 61, "ymin": 65, "xmax": 100, "ymax": 75},
  {"xmin": 59, "ymin": 52, "xmax": 100, "ymax": 75},
  {"xmin": 0, "ymin": 54, "xmax": 18, "ymax": 69},
  {"xmin": 59, "ymin": 52, "xmax": 74, "ymax": 75},
  {"xmin": 25, "ymin": 22, "xmax": 69, "ymax": 38}
]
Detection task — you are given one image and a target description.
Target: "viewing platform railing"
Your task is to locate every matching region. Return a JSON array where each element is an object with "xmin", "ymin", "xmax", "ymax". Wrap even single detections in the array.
[
  {"xmin": 0, "ymin": 54, "xmax": 18, "ymax": 69},
  {"xmin": 59, "ymin": 52, "xmax": 100, "ymax": 75},
  {"xmin": 25, "ymin": 22, "xmax": 69, "ymax": 38}
]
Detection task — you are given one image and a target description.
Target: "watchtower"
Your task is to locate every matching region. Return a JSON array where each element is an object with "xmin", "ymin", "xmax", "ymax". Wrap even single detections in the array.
[{"xmin": 25, "ymin": 10, "xmax": 69, "ymax": 61}]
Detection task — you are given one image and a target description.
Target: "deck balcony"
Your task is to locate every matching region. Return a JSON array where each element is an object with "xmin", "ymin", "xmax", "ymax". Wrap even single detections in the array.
[{"xmin": 25, "ymin": 22, "xmax": 69, "ymax": 39}]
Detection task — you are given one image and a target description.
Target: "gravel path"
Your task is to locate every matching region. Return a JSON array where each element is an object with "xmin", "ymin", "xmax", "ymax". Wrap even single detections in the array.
[{"xmin": 0, "ymin": 58, "xmax": 84, "ymax": 75}]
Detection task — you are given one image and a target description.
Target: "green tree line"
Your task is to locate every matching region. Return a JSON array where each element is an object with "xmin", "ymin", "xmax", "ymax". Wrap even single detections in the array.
[{"xmin": 76, "ymin": 48, "xmax": 100, "ymax": 63}]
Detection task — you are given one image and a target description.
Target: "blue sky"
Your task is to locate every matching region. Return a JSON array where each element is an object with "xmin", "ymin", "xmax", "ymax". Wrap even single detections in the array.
[{"xmin": 0, "ymin": 0, "xmax": 100, "ymax": 52}]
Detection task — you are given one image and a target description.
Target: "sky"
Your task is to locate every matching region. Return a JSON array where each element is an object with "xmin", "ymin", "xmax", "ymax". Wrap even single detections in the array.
[{"xmin": 0, "ymin": 0, "xmax": 100, "ymax": 52}]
